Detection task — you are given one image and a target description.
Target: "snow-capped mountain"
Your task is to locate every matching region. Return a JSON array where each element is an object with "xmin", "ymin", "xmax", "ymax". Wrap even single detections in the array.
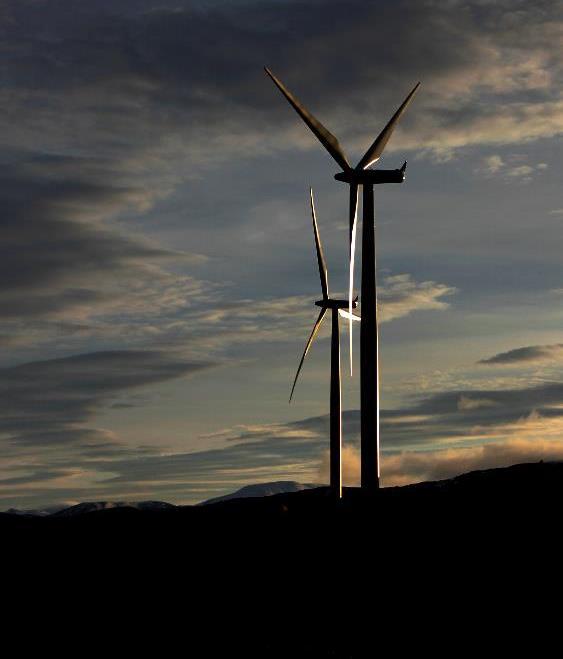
[
  {"xmin": 199, "ymin": 481, "xmax": 319, "ymax": 505},
  {"xmin": 53, "ymin": 500, "xmax": 176, "ymax": 517},
  {"xmin": 4, "ymin": 505, "xmax": 66, "ymax": 517}
]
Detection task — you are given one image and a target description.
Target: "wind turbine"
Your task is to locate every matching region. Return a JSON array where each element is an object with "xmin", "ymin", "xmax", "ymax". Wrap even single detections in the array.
[
  {"xmin": 266, "ymin": 67, "xmax": 419, "ymax": 492},
  {"xmin": 289, "ymin": 188, "xmax": 360, "ymax": 499}
]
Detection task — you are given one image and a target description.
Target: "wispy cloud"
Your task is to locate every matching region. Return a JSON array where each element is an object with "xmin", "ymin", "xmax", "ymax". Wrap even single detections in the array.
[
  {"xmin": 476, "ymin": 154, "xmax": 549, "ymax": 180},
  {"xmin": 482, "ymin": 155, "xmax": 504, "ymax": 173},
  {"xmin": 71, "ymin": 273, "xmax": 455, "ymax": 356},
  {"xmin": 479, "ymin": 344, "xmax": 563, "ymax": 365},
  {"xmin": 383, "ymin": 435, "xmax": 563, "ymax": 486},
  {"xmin": 379, "ymin": 274, "xmax": 456, "ymax": 322},
  {"xmin": 6, "ymin": 371, "xmax": 563, "ymax": 507},
  {"xmin": 0, "ymin": 350, "xmax": 214, "ymax": 449},
  {"xmin": 2, "ymin": 1, "xmax": 561, "ymax": 173}
]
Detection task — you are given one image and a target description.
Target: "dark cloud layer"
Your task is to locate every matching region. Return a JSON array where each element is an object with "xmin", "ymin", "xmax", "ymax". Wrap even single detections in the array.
[
  {"xmin": 2, "ymin": 0, "xmax": 561, "ymax": 164},
  {"xmin": 212, "ymin": 378, "xmax": 563, "ymax": 452},
  {"xmin": 1, "ymin": 0, "xmax": 559, "ymax": 331},
  {"xmin": 479, "ymin": 343, "xmax": 563, "ymax": 365},
  {"xmin": 3, "ymin": 365, "xmax": 563, "ymax": 507},
  {"xmin": 0, "ymin": 350, "xmax": 213, "ymax": 447},
  {"xmin": 7, "ymin": 374, "xmax": 563, "ymax": 506},
  {"xmin": 0, "ymin": 166, "xmax": 168, "ymax": 315}
]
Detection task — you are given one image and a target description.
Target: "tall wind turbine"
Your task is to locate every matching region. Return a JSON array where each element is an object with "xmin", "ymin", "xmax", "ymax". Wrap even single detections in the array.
[
  {"xmin": 290, "ymin": 188, "xmax": 360, "ymax": 499},
  {"xmin": 266, "ymin": 67, "xmax": 419, "ymax": 492}
]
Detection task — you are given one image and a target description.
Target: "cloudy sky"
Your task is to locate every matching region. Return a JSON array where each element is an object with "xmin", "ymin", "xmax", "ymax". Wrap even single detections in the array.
[{"xmin": 1, "ymin": 0, "xmax": 562, "ymax": 508}]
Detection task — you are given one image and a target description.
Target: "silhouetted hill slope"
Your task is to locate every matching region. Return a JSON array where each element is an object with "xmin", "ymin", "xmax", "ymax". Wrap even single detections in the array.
[
  {"xmin": 5, "ymin": 462, "xmax": 562, "ymax": 657},
  {"xmin": 4, "ymin": 461, "xmax": 562, "ymax": 539},
  {"xmin": 199, "ymin": 480, "xmax": 318, "ymax": 504},
  {"xmin": 2, "ymin": 483, "xmax": 315, "ymax": 516}
]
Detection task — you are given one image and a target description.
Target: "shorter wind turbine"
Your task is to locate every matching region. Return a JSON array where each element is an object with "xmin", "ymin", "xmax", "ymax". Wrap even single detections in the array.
[{"xmin": 290, "ymin": 188, "xmax": 360, "ymax": 499}]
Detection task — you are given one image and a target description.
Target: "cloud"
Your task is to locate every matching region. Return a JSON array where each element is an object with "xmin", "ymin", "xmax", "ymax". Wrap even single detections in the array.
[
  {"xmin": 177, "ymin": 379, "xmax": 563, "ymax": 492},
  {"xmin": 124, "ymin": 273, "xmax": 456, "ymax": 355},
  {"xmin": 0, "ymin": 40, "xmax": 455, "ymax": 355},
  {"xmin": 317, "ymin": 445, "xmax": 361, "ymax": 487},
  {"xmin": 0, "ymin": 429, "xmax": 326, "ymax": 509},
  {"xmin": 317, "ymin": 411, "xmax": 563, "ymax": 487},
  {"xmin": 383, "ymin": 436, "xmax": 563, "ymax": 486},
  {"xmin": 457, "ymin": 395, "xmax": 497, "ymax": 411},
  {"xmin": 0, "ymin": 350, "xmax": 214, "ymax": 449},
  {"xmin": 322, "ymin": 439, "xmax": 558, "ymax": 487},
  {"xmin": 2, "ymin": 0, "xmax": 562, "ymax": 173},
  {"xmin": 479, "ymin": 344, "xmax": 563, "ymax": 365},
  {"xmin": 506, "ymin": 165, "xmax": 534, "ymax": 178},
  {"xmin": 0, "ymin": 148, "xmax": 215, "ymax": 364},
  {"xmin": 477, "ymin": 154, "xmax": 549, "ymax": 180},
  {"xmin": 0, "ymin": 0, "xmax": 552, "ymax": 350},
  {"xmin": 378, "ymin": 274, "xmax": 456, "ymax": 322},
  {"xmin": 0, "ymin": 159, "xmax": 206, "ymax": 319},
  {"xmin": 91, "ymin": 401, "xmax": 563, "ymax": 501},
  {"xmin": 482, "ymin": 155, "xmax": 504, "ymax": 173},
  {"xmin": 7, "ymin": 374, "xmax": 563, "ymax": 507}
]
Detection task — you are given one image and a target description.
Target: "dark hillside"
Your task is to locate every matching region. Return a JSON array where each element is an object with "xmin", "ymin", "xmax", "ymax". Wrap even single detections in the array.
[{"xmin": 5, "ymin": 462, "xmax": 561, "ymax": 657}]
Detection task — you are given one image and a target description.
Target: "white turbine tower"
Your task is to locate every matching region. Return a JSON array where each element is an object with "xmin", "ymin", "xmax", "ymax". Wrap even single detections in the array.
[{"xmin": 290, "ymin": 189, "xmax": 360, "ymax": 499}]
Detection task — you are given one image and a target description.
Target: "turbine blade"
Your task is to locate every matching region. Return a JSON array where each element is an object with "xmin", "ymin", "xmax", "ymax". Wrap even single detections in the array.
[
  {"xmin": 289, "ymin": 308, "xmax": 328, "ymax": 403},
  {"xmin": 265, "ymin": 67, "xmax": 351, "ymax": 172},
  {"xmin": 339, "ymin": 309, "xmax": 361, "ymax": 322},
  {"xmin": 356, "ymin": 82, "xmax": 420, "ymax": 171},
  {"xmin": 348, "ymin": 183, "xmax": 359, "ymax": 376},
  {"xmin": 310, "ymin": 188, "xmax": 328, "ymax": 299}
]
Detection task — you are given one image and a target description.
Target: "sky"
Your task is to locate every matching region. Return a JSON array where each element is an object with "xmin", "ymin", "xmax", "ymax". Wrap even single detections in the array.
[{"xmin": 1, "ymin": 0, "xmax": 562, "ymax": 509}]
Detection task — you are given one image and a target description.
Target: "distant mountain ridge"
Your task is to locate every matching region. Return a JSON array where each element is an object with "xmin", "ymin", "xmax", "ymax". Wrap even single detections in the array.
[
  {"xmin": 4, "ymin": 500, "xmax": 180, "ymax": 517},
  {"xmin": 199, "ymin": 480, "xmax": 319, "ymax": 505},
  {"xmin": 4, "ymin": 462, "xmax": 557, "ymax": 655},
  {"xmin": 4, "ymin": 462, "xmax": 562, "ymax": 528},
  {"xmin": 7, "ymin": 462, "xmax": 563, "ymax": 515},
  {"xmin": 5, "ymin": 505, "xmax": 67, "ymax": 517},
  {"xmin": 3, "ymin": 482, "xmax": 318, "ymax": 516},
  {"xmin": 53, "ymin": 500, "xmax": 176, "ymax": 517}
]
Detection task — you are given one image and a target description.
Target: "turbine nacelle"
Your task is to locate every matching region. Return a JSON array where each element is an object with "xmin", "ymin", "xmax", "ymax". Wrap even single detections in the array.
[
  {"xmin": 315, "ymin": 297, "xmax": 357, "ymax": 310},
  {"xmin": 334, "ymin": 162, "xmax": 407, "ymax": 185}
]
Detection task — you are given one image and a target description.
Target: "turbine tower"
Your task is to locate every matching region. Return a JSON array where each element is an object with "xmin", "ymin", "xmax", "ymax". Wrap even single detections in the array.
[
  {"xmin": 289, "ymin": 188, "xmax": 360, "ymax": 499},
  {"xmin": 266, "ymin": 67, "xmax": 419, "ymax": 492}
]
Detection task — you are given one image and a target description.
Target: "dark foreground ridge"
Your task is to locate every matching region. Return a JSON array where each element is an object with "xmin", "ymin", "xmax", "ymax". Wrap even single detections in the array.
[
  {"xmin": 7, "ymin": 462, "xmax": 562, "ymax": 657},
  {"xmin": 4, "ymin": 461, "xmax": 563, "ymax": 539}
]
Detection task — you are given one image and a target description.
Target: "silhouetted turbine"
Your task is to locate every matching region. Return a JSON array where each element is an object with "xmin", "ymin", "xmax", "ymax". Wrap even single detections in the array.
[
  {"xmin": 266, "ymin": 67, "xmax": 419, "ymax": 492},
  {"xmin": 290, "ymin": 188, "xmax": 360, "ymax": 498}
]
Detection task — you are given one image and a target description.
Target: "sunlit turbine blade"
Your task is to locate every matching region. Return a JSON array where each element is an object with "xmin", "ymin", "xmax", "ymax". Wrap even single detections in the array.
[
  {"xmin": 264, "ymin": 67, "xmax": 351, "ymax": 172},
  {"xmin": 339, "ymin": 309, "xmax": 361, "ymax": 322},
  {"xmin": 310, "ymin": 188, "xmax": 329, "ymax": 299},
  {"xmin": 355, "ymin": 82, "xmax": 420, "ymax": 171},
  {"xmin": 289, "ymin": 308, "xmax": 328, "ymax": 403},
  {"xmin": 348, "ymin": 182, "xmax": 359, "ymax": 375}
]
